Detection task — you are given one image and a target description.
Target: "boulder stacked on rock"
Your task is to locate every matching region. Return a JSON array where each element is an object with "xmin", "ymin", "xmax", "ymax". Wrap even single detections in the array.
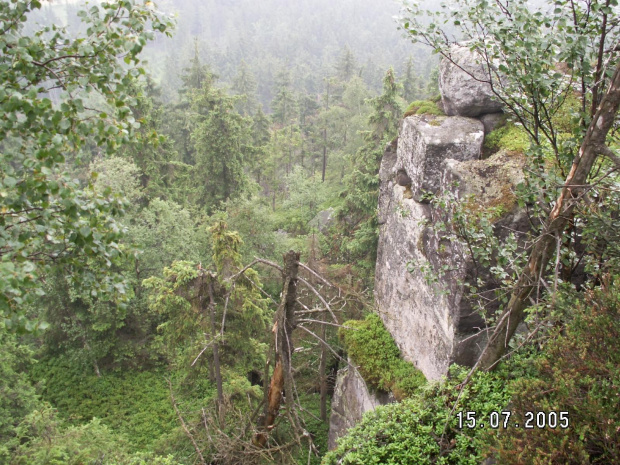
[{"xmin": 439, "ymin": 43, "xmax": 504, "ymax": 117}]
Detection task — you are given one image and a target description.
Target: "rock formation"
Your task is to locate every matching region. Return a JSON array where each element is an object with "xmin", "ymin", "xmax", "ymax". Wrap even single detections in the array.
[
  {"xmin": 375, "ymin": 147, "xmax": 526, "ymax": 380},
  {"xmin": 396, "ymin": 114, "xmax": 484, "ymax": 202},
  {"xmin": 328, "ymin": 45, "xmax": 526, "ymax": 447}
]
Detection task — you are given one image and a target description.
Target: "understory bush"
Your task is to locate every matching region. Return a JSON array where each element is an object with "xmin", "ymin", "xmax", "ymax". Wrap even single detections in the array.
[
  {"xmin": 328, "ymin": 279, "xmax": 620, "ymax": 465},
  {"xmin": 487, "ymin": 277, "xmax": 620, "ymax": 464},
  {"xmin": 11, "ymin": 405, "xmax": 181, "ymax": 465},
  {"xmin": 322, "ymin": 365, "xmax": 510, "ymax": 465},
  {"xmin": 30, "ymin": 359, "xmax": 179, "ymax": 450}
]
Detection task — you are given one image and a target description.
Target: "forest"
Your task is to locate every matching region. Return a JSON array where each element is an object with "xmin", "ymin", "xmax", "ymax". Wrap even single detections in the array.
[{"xmin": 0, "ymin": 0, "xmax": 619, "ymax": 464}]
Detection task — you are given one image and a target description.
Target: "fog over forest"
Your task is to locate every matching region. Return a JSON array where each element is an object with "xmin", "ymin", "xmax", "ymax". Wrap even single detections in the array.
[
  {"xmin": 35, "ymin": 0, "xmax": 436, "ymax": 104},
  {"xmin": 3, "ymin": 0, "xmax": 619, "ymax": 463}
]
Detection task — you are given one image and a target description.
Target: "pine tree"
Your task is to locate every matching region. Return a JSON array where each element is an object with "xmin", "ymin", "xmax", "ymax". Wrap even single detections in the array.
[
  {"xmin": 271, "ymin": 69, "xmax": 297, "ymax": 126},
  {"xmin": 336, "ymin": 68, "xmax": 402, "ymax": 279},
  {"xmin": 232, "ymin": 60, "xmax": 258, "ymax": 116}
]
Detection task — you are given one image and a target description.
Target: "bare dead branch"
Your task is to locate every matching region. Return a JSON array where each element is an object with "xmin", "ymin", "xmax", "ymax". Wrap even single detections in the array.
[
  {"xmin": 297, "ymin": 261, "xmax": 336, "ymax": 288},
  {"xmin": 296, "ymin": 275, "xmax": 338, "ymax": 323}
]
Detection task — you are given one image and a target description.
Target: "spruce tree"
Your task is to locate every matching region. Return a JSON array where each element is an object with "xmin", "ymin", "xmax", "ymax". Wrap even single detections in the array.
[
  {"xmin": 401, "ymin": 56, "xmax": 420, "ymax": 102},
  {"xmin": 232, "ymin": 60, "xmax": 258, "ymax": 116},
  {"xmin": 271, "ymin": 69, "xmax": 297, "ymax": 126},
  {"xmin": 335, "ymin": 46, "xmax": 358, "ymax": 82},
  {"xmin": 191, "ymin": 86, "xmax": 253, "ymax": 211},
  {"xmin": 336, "ymin": 68, "xmax": 402, "ymax": 279}
]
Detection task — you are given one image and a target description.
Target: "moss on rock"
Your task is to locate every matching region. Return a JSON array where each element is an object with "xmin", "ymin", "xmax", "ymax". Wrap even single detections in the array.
[
  {"xmin": 339, "ymin": 313, "xmax": 425, "ymax": 400},
  {"xmin": 483, "ymin": 123, "xmax": 529, "ymax": 155},
  {"xmin": 404, "ymin": 100, "xmax": 445, "ymax": 118}
]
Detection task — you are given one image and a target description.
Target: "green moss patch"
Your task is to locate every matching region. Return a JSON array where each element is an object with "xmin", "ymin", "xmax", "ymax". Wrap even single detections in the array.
[
  {"xmin": 339, "ymin": 313, "xmax": 425, "ymax": 400},
  {"xmin": 404, "ymin": 100, "xmax": 444, "ymax": 118},
  {"xmin": 483, "ymin": 123, "xmax": 530, "ymax": 155}
]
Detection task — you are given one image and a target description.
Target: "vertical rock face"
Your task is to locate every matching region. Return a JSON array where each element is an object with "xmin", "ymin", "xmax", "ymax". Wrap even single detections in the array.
[
  {"xmin": 327, "ymin": 366, "xmax": 394, "ymax": 450},
  {"xmin": 375, "ymin": 127, "xmax": 526, "ymax": 379},
  {"xmin": 375, "ymin": 113, "xmax": 487, "ymax": 379},
  {"xmin": 327, "ymin": 48, "xmax": 522, "ymax": 443}
]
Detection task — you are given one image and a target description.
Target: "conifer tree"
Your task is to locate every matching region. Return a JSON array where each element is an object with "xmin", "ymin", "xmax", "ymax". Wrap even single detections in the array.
[
  {"xmin": 179, "ymin": 40, "xmax": 216, "ymax": 98},
  {"xmin": 143, "ymin": 221, "xmax": 271, "ymax": 415},
  {"xmin": 166, "ymin": 41, "xmax": 216, "ymax": 166},
  {"xmin": 271, "ymin": 69, "xmax": 297, "ymax": 126},
  {"xmin": 401, "ymin": 56, "xmax": 421, "ymax": 102},
  {"xmin": 232, "ymin": 60, "xmax": 258, "ymax": 116},
  {"xmin": 336, "ymin": 68, "xmax": 402, "ymax": 278},
  {"xmin": 250, "ymin": 106, "xmax": 271, "ymax": 184},
  {"xmin": 191, "ymin": 86, "xmax": 253, "ymax": 210},
  {"xmin": 335, "ymin": 46, "xmax": 358, "ymax": 82}
]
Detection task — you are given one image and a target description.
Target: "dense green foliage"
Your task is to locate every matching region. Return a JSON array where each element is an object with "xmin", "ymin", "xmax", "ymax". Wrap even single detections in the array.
[
  {"xmin": 489, "ymin": 279, "xmax": 620, "ymax": 464},
  {"xmin": 31, "ymin": 359, "xmax": 178, "ymax": 450},
  {"xmin": 323, "ymin": 366, "xmax": 511, "ymax": 465},
  {"xmin": 11, "ymin": 406, "xmax": 181, "ymax": 465},
  {"xmin": 327, "ymin": 281, "xmax": 620, "ymax": 464},
  {"xmin": 333, "ymin": 69, "xmax": 403, "ymax": 281},
  {"xmin": 0, "ymin": 329, "xmax": 39, "ymax": 463},
  {"xmin": 0, "ymin": 0, "xmax": 172, "ymax": 331},
  {"xmin": 339, "ymin": 313, "xmax": 425, "ymax": 400}
]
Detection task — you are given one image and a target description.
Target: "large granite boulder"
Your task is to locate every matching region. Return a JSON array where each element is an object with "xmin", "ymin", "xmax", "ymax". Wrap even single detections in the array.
[
  {"xmin": 327, "ymin": 366, "xmax": 394, "ymax": 450},
  {"xmin": 439, "ymin": 44, "xmax": 504, "ymax": 117},
  {"xmin": 375, "ymin": 137, "xmax": 526, "ymax": 379},
  {"xmin": 395, "ymin": 115, "xmax": 484, "ymax": 202}
]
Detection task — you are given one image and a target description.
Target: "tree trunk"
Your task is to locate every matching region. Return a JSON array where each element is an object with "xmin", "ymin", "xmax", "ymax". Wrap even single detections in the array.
[
  {"xmin": 319, "ymin": 322, "xmax": 328, "ymax": 422},
  {"xmin": 253, "ymin": 250, "xmax": 300, "ymax": 447},
  {"xmin": 322, "ymin": 128, "xmax": 327, "ymax": 182},
  {"xmin": 206, "ymin": 279, "xmax": 224, "ymax": 424},
  {"xmin": 477, "ymin": 60, "xmax": 620, "ymax": 372}
]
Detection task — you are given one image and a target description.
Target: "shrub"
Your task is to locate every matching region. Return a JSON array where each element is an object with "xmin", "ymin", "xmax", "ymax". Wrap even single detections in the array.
[
  {"xmin": 31, "ymin": 360, "xmax": 179, "ymax": 450},
  {"xmin": 322, "ymin": 366, "xmax": 511, "ymax": 465},
  {"xmin": 0, "ymin": 329, "xmax": 40, "ymax": 463},
  {"xmin": 486, "ymin": 277, "xmax": 620, "ymax": 464},
  {"xmin": 11, "ymin": 405, "xmax": 182, "ymax": 465}
]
